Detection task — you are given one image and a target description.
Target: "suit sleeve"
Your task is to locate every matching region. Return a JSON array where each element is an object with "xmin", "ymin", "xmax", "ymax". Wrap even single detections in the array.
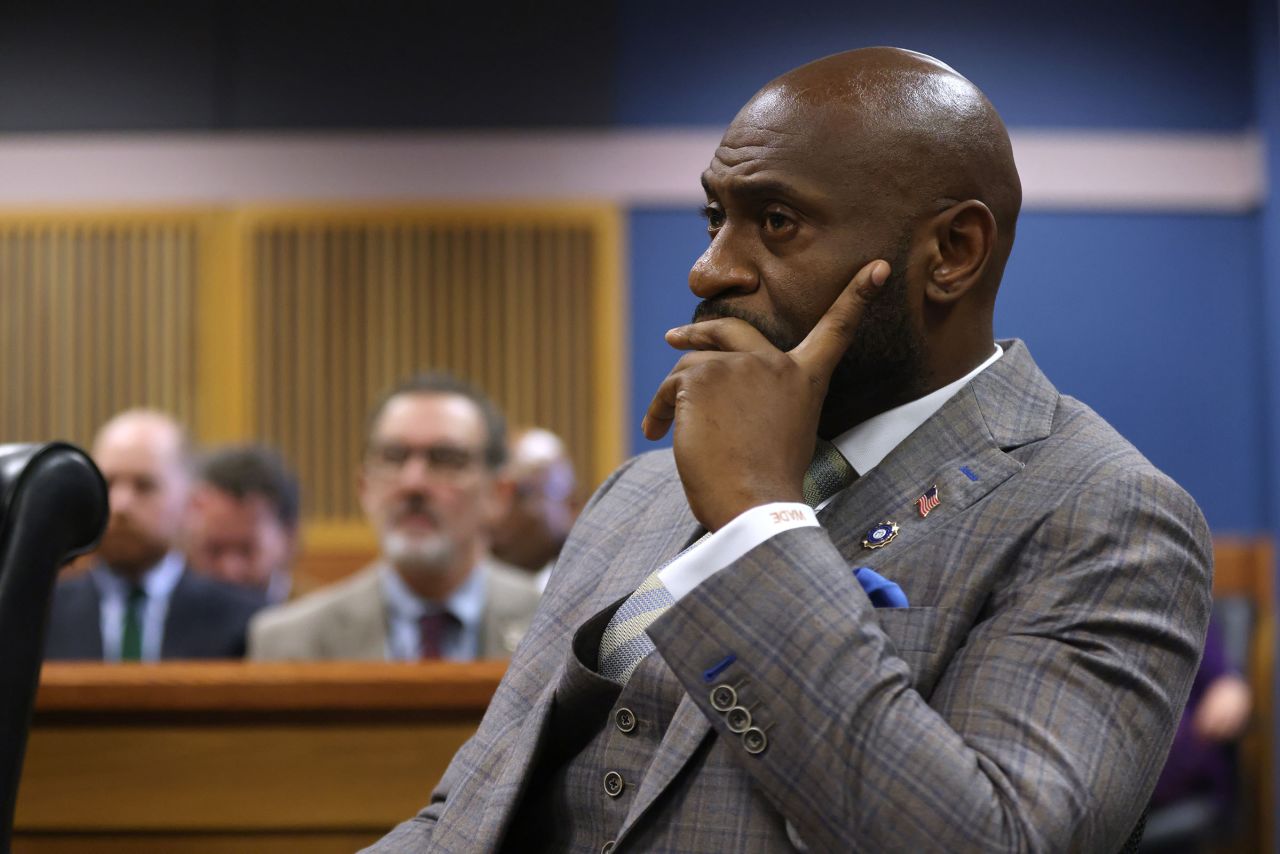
[{"xmin": 646, "ymin": 470, "xmax": 1213, "ymax": 852}]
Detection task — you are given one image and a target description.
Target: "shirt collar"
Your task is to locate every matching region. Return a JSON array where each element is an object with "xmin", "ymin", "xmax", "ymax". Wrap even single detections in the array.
[
  {"xmin": 91, "ymin": 551, "xmax": 186, "ymax": 599},
  {"xmin": 379, "ymin": 560, "xmax": 487, "ymax": 630},
  {"xmin": 833, "ymin": 343, "xmax": 1003, "ymax": 477}
]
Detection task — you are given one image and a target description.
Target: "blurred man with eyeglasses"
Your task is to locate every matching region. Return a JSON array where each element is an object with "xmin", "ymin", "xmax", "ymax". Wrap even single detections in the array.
[{"xmin": 248, "ymin": 374, "xmax": 541, "ymax": 661}]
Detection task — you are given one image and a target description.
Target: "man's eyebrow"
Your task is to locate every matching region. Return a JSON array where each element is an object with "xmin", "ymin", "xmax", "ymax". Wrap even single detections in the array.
[{"xmin": 701, "ymin": 174, "xmax": 811, "ymax": 203}]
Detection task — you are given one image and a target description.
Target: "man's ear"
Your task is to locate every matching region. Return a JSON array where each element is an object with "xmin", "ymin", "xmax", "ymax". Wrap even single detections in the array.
[
  {"xmin": 487, "ymin": 474, "xmax": 516, "ymax": 527},
  {"xmin": 924, "ymin": 200, "xmax": 997, "ymax": 304}
]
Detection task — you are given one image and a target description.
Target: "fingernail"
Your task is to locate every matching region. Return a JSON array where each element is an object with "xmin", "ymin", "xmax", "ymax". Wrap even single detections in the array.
[{"xmin": 871, "ymin": 262, "xmax": 890, "ymax": 286}]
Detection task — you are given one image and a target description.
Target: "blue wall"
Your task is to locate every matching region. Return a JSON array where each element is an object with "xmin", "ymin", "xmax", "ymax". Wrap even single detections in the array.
[
  {"xmin": 615, "ymin": 1, "xmax": 1254, "ymax": 129},
  {"xmin": 997, "ymin": 213, "xmax": 1266, "ymax": 532}
]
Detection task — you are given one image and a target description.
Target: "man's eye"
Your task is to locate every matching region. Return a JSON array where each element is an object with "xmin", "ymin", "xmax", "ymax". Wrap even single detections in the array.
[
  {"xmin": 378, "ymin": 445, "xmax": 411, "ymax": 465},
  {"xmin": 699, "ymin": 205, "xmax": 725, "ymax": 231},
  {"xmin": 763, "ymin": 210, "xmax": 792, "ymax": 232}
]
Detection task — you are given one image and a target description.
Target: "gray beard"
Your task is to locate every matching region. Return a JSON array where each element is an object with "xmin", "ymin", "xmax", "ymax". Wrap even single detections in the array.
[{"xmin": 382, "ymin": 530, "xmax": 454, "ymax": 578}]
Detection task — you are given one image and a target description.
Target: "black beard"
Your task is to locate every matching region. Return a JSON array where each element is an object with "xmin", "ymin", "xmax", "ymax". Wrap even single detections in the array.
[{"xmin": 691, "ymin": 258, "xmax": 927, "ymax": 436}]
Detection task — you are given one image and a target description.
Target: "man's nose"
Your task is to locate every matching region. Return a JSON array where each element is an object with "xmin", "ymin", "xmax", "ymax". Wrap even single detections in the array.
[
  {"xmin": 689, "ymin": 229, "xmax": 758, "ymax": 300},
  {"xmin": 108, "ymin": 483, "xmax": 134, "ymax": 514},
  {"xmin": 218, "ymin": 553, "xmax": 251, "ymax": 583},
  {"xmin": 396, "ymin": 455, "xmax": 436, "ymax": 490}
]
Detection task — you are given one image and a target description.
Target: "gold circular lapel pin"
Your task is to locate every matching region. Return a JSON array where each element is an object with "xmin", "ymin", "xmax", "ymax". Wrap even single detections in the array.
[{"xmin": 861, "ymin": 521, "xmax": 899, "ymax": 549}]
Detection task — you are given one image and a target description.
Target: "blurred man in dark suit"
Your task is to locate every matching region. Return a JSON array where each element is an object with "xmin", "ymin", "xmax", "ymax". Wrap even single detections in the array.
[
  {"xmin": 185, "ymin": 444, "xmax": 300, "ymax": 605},
  {"xmin": 45, "ymin": 410, "xmax": 264, "ymax": 661},
  {"xmin": 368, "ymin": 47, "xmax": 1211, "ymax": 853}
]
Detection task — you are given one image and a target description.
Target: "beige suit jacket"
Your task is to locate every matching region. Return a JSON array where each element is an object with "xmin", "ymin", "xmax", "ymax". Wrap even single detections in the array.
[{"xmin": 247, "ymin": 558, "xmax": 539, "ymax": 660}]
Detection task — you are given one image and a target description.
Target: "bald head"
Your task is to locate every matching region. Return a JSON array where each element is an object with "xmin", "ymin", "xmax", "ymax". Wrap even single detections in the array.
[
  {"xmin": 93, "ymin": 410, "xmax": 193, "ymax": 579},
  {"xmin": 692, "ymin": 47, "xmax": 1021, "ymax": 433},
  {"xmin": 492, "ymin": 427, "xmax": 579, "ymax": 574}
]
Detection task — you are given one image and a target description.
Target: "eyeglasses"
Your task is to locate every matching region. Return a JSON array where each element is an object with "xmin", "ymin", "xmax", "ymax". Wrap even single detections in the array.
[{"xmin": 365, "ymin": 443, "xmax": 485, "ymax": 478}]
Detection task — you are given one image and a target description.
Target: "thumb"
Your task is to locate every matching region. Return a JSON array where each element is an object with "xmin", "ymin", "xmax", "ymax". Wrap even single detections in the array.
[{"xmin": 790, "ymin": 259, "xmax": 890, "ymax": 377}]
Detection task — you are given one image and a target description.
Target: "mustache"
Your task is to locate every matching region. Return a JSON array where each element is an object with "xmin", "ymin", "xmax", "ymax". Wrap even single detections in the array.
[
  {"xmin": 690, "ymin": 299, "xmax": 798, "ymax": 352},
  {"xmin": 106, "ymin": 512, "xmax": 143, "ymax": 534},
  {"xmin": 389, "ymin": 494, "xmax": 441, "ymax": 525}
]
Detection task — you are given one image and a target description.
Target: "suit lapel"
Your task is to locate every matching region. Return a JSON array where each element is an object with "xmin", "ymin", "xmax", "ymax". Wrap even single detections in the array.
[
  {"xmin": 569, "ymin": 483, "xmax": 704, "ymax": 627},
  {"xmin": 75, "ymin": 572, "xmax": 105, "ymax": 659},
  {"xmin": 463, "ymin": 667, "xmax": 563, "ymax": 849},
  {"xmin": 448, "ymin": 481, "xmax": 703, "ymax": 846},
  {"xmin": 159, "ymin": 567, "xmax": 193, "ymax": 658},
  {"xmin": 824, "ymin": 340, "xmax": 1055, "ymax": 564},
  {"xmin": 617, "ymin": 690, "xmax": 713, "ymax": 839},
  {"xmin": 328, "ymin": 566, "xmax": 388, "ymax": 658}
]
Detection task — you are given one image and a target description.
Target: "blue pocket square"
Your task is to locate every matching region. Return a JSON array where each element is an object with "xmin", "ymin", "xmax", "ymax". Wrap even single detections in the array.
[{"xmin": 853, "ymin": 566, "xmax": 909, "ymax": 608}]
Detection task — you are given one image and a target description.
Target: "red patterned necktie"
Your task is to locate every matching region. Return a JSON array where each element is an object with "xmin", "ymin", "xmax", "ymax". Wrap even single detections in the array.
[{"xmin": 418, "ymin": 611, "xmax": 458, "ymax": 659}]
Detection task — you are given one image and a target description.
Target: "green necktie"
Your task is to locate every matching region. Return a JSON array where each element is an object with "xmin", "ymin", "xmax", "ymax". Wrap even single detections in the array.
[
  {"xmin": 598, "ymin": 439, "xmax": 857, "ymax": 684},
  {"xmin": 121, "ymin": 585, "xmax": 146, "ymax": 662}
]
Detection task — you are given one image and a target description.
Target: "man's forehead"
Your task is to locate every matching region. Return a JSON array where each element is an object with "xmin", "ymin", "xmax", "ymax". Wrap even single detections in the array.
[
  {"xmin": 704, "ymin": 94, "xmax": 871, "ymax": 199},
  {"xmin": 376, "ymin": 392, "xmax": 486, "ymax": 442}
]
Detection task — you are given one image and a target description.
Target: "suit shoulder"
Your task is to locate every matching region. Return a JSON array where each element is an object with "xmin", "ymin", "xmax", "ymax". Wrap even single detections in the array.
[
  {"xmin": 1015, "ymin": 396, "xmax": 1209, "ymax": 545},
  {"xmin": 586, "ymin": 449, "xmax": 680, "ymax": 507},
  {"xmin": 179, "ymin": 569, "xmax": 267, "ymax": 617},
  {"xmin": 251, "ymin": 566, "xmax": 381, "ymax": 633},
  {"xmin": 51, "ymin": 571, "xmax": 98, "ymax": 603},
  {"xmin": 1026, "ymin": 395, "xmax": 1191, "ymax": 495},
  {"xmin": 484, "ymin": 559, "xmax": 542, "ymax": 611}
]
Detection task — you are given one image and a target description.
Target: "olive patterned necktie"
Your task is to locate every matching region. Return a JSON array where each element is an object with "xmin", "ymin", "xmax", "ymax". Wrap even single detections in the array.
[
  {"xmin": 120, "ymin": 585, "xmax": 146, "ymax": 662},
  {"xmin": 597, "ymin": 439, "xmax": 856, "ymax": 685}
]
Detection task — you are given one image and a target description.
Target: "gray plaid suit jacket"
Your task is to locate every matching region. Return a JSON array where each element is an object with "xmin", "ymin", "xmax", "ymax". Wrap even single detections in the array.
[{"xmin": 366, "ymin": 340, "xmax": 1212, "ymax": 853}]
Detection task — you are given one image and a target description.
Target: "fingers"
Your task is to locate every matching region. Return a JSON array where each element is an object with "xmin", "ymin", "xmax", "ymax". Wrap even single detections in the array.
[
  {"xmin": 665, "ymin": 316, "xmax": 774, "ymax": 353},
  {"xmin": 791, "ymin": 259, "xmax": 890, "ymax": 377},
  {"xmin": 641, "ymin": 352, "xmax": 719, "ymax": 440},
  {"xmin": 641, "ymin": 372, "xmax": 678, "ymax": 441}
]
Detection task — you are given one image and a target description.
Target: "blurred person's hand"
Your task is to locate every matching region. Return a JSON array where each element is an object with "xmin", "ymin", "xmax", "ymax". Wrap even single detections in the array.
[{"xmin": 1192, "ymin": 673, "xmax": 1252, "ymax": 742}]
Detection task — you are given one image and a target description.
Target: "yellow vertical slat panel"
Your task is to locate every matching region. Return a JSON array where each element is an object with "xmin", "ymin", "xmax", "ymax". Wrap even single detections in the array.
[
  {"xmin": 196, "ymin": 212, "xmax": 251, "ymax": 444},
  {"xmin": 226, "ymin": 204, "xmax": 624, "ymax": 544},
  {"xmin": 0, "ymin": 212, "xmax": 206, "ymax": 450},
  {"xmin": 590, "ymin": 207, "xmax": 626, "ymax": 488}
]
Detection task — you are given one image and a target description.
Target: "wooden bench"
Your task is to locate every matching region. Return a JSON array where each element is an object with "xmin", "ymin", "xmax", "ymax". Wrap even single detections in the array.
[{"xmin": 13, "ymin": 661, "xmax": 506, "ymax": 853}]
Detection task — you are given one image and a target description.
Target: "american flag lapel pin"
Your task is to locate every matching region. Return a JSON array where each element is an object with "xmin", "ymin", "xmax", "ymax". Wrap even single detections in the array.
[{"xmin": 916, "ymin": 485, "xmax": 940, "ymax": 518}]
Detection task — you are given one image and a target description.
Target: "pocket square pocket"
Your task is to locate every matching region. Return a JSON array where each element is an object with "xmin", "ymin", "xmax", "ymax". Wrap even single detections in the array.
[{"xmin": 852, "ymin": 566, "xmax": 908, "ymax": 608}]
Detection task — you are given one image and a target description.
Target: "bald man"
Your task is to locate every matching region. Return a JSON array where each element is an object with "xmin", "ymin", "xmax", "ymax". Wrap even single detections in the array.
[
  {"xmin": 45, "ymin": 411, "xmax": 265, "ymax": 661},
  {"xmin": 368, "ymin": 49, "xmax": 1210, "ymax": 853},
  {"xmin": 491, "ymin": 427, "xmax": 580, "ymax": 589}
]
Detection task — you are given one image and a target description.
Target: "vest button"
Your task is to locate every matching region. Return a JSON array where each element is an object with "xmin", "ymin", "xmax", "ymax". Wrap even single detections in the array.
[
  {"xmin": 742, "ymin": 726, "xmax": 768, "ymax": 755},
  {"xmin": 603, "ymin": 770, "xmax": 624, "ymax": 798},
  {"xmin": 614, "ymin": 707, "xmax": 637, "ymax": 733},
  {"xmin": 710, "ymin": 683, "xmax": 737, "ymax": 711}
]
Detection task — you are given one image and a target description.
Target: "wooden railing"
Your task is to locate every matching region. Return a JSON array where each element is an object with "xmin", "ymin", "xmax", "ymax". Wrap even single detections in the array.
[{"xmin": 13, "ymin": 661, "xmax": 507, "ymax": 853}]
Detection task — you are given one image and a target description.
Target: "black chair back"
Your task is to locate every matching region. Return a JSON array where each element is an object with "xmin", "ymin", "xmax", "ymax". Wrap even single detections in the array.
[{"xmin": 0, "ymin": 443, "xmax": 108, "ymax": 851}]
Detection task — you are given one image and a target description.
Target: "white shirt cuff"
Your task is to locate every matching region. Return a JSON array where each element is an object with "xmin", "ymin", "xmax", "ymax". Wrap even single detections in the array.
[{"xmin": 657, "ymin": 502, "xmax": 818, "ymax": 601}]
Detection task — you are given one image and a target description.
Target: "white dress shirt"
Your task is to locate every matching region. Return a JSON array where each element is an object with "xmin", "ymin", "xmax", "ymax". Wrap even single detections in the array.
[
  {"xmin": 380, "ymin": 562, "xmax": 487, "ymax": 661},
  {"xmin": 90, "ymin": 551, "xmax": 186, "ymax": 662},
  {"xmin": 659, "ymin": 344, "xmax": 1004, "ymax": 600}
]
